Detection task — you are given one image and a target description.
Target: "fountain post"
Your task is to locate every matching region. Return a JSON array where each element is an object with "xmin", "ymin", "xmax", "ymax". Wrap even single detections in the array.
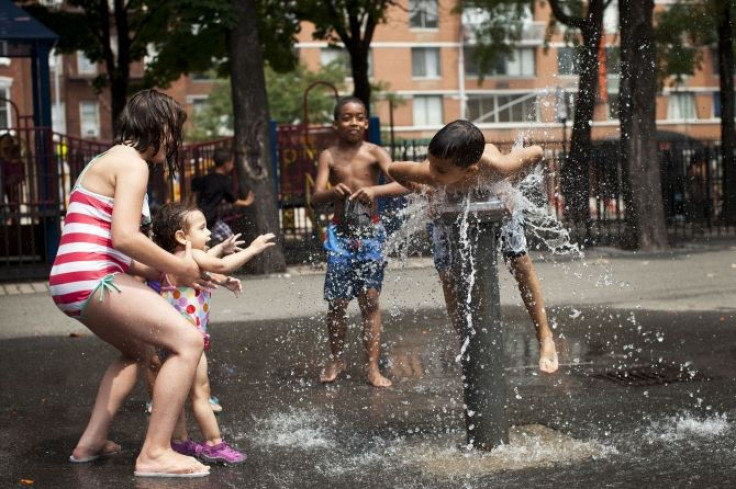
[{"xmin": 438, "ymin": 193, "xmax": 508, "ymax": 450}]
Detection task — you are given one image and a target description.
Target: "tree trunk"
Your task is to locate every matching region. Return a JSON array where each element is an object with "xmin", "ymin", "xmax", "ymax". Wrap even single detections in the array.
[
  {"xmin": 548, "ymin": 0, "xmax": 607, "ymax": 242},
  {"xmin": 227, "ymin": 0, "xmax": 287, "ymax": 274},
  {"xmin": 563, "ymin": 24, "xmax": 599, "ymax": 239},
  {"xmin": 349, "ymin": 42, "xmax": 372, "ymax": 114},
  {"xmin": 619, "ymin": 0, "xmax": 668, "ymax": 250},
  {"xmin": 110, "ymin": 73, "xmax": 128, "ymax": 133},
  {"xmin": 718, "ymin": 0, "xmax": 736, "ymax": 224}
]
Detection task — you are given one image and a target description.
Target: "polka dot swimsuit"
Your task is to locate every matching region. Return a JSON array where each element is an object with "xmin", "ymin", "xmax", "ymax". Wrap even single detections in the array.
[{"xmin": 160, "ymin": 274, "xmax": 212, "ymax": 350}]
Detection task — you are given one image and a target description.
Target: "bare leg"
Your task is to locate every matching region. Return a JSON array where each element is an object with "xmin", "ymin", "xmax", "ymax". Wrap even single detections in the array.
[
  {"xmin": 172, "ymin": 408, "xmax": 189, "ymax": 444},
  {"xmin": 190, "ymin": 354, "xmax": 222, "ymax": 445},
  {"xmin": 357, "ymin": 289, "xmax": 391, "ymax": 388},
  {"xmin": 78, "ymin": 274, "xmax": 209, "ymax": 476},
  {"xmin": 320, "ymin": 299, "xmax": 349, "ymax": 383},
  {"xmin": 507, "ymin": 254, "xmax": 558, "ymax": 374},
  {"xmin": 145, "ymin": 351, "xmax": 161, "ymax": 400}
]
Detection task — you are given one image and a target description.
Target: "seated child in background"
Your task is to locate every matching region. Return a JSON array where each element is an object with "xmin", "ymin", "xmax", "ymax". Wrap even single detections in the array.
[
  {"xmin": 389, "ymin": 120, "xmax": 558, "ymax": 373},
  {"xmin": 152, "ymin": 202, "xmax": 276, "ymax": 465}
]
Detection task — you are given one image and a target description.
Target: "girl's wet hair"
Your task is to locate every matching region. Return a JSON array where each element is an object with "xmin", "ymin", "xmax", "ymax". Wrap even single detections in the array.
[
  {"xmin": 115, "ymin": 89, "xmax": 187, "ymax": 175},
  {"xmin": 428, "ymin": 120, "xmax": 485, "ymax": 169},
  {"xmin": 152, "ymin": 201, "xmax": 196, "ymax": 253}
]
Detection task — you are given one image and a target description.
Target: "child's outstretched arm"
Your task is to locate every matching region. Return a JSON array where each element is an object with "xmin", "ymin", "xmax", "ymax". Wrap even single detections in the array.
[
  {"xmin": 350, "ymin": 146, "xmax": 413, "ymax": 203},
  {"xmin": 479, "ymin": 143, "xmax": 544, "ymax": 179},
  {"xmin": 208, "ymin": 272, "xmax": 242, "ymax": 297},
  {"xmin": 388, "ymin": 160, "xmax": 435, "ymax": 189},
  {"xmin": 207, "ymin": 233, "xmax": 245, "ymax": 257},
  {"xmin": 191, "ymin": 233, "xmax": 276, "ymax": 274}
]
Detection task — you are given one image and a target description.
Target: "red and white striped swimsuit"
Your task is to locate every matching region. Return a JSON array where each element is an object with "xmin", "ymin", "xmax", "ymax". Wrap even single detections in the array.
[{"xmin": 49, "ymin": 159, "xmax": 150, "ymax": 318}]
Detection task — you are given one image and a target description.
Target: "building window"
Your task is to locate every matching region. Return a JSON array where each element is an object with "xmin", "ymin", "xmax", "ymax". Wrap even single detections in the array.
[
  {"xmin": 79, "ymin": 101, "xmax": 100, "ymax": 138},
  {"xmin": 52, "ymin": 102, "xmax": 66, "ymax": 134},
  {"xmin": 411, "ymin": 47, "xmax": 441, "ymax": 78},
  {"xmin": 607, "ymin": 93, "xmax": 619, "ymax": 120},
  {"xmin": 190, "ymin": 96, "xmax": 208, "ymax": 117},
  {"xmin": 0, "ymin": 86, "xmax": 10, "ymax": 128},
  {"xmin": 667, "ymin": 92, "xmax": 698, "ymax": 120},
  {"xmin": 465, "ymin": 47, "xmax": 535, "ymax": 77},
  {"xmin": 466, "ymin": 93, "xmax": 538, "ymax": 124},
  {"xmin": 557, "ymin": 47, "xmax": 581, "ymax": 76},
  {"xmin": 712, "ymin": 92, "xmax": 735, "ymax": 118},
  {"xmin": 76, "ymin": 52, "xmax": 97, "ymax": 76},
  {"xmin": 413, "ymin": 95, "xmax": 443, "ymax": 125},
  {"xmin": 409, "ymin": 0, "xmax": 438, "ymax": 29},
  {"xmin": 320, "ymin": 47, "xmax": 372, "ymax": 77}
]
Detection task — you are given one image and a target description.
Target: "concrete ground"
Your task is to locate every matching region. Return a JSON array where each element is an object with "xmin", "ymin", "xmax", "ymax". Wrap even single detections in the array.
[{"xmin": 1, "ymin": 237, "xmax": 735, "ymax": 488}]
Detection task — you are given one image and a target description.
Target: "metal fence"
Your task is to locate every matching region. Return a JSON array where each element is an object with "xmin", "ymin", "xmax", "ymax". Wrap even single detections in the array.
[{"xmin": 1, "ymin": 129, "xmax": 734, "ymax": 280}]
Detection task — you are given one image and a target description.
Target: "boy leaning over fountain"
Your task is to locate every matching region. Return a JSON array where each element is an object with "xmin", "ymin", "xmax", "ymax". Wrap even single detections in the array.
[
  {"xmin": 388, "ymin": 120, "xmax": 559, "ymax": 374},
  {"xmin": 312, "ymin": 96, "xmax": 410, "ymax": 388}
]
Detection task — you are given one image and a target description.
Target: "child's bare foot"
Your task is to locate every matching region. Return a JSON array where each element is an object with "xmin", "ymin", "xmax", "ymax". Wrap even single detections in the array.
[
  {"xmin": 538, "ymin": 336, "xmax": 559, "ymax": 374},
  {"xmin": 320, "ymin": 358, "xmax": 346, "ymax": 383},
  {"xmin": 70, "ymin": 440, "xmax": 121, "ymax": 463},
  {"xmin": 366, "ymin": 368, "xmax": 392, "ymax": 388},
  {"xmin": 135, "ymin": 449, "xmax": 210, "ymax": 477}
]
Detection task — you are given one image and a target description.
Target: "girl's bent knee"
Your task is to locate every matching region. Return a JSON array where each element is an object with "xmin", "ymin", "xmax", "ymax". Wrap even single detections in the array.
[{"xmin": 174, "ymin": 328, "xmax": 205, "ymax": 360}]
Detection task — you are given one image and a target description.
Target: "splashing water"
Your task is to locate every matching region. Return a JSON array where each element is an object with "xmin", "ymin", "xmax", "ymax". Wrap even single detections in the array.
[
  {"xmin": 644, "ymin": 413, "xmax": 730, "ymax": 443},
  {"xmin": 247, "ymin": 408, "xmax": 336, "ymax": 449}
]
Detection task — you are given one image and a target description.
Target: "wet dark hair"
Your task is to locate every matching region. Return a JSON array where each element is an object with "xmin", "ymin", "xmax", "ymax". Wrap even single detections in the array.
[
  {"xmin": 333, "ymin": 96, "xmax": 367, "ymax": 121},
  {"xmin": 152, "ymin": 201, "xmax": 197, "ymax": 253},
  {"xmin": 213, "ymin": 147, "xmax": 233, "ymax": 168},
  {"xmin": 428, "ymin": 120, "xmax": 485, "ymax": 169},
  {"xmin": 115, "ymin": 89, "xmax": 187, "ymax": 175}
]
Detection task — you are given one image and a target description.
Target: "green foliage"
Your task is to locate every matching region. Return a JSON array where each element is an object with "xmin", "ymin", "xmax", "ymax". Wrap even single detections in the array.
[
  {"xmin": 22, "ymin": 0, "xmax": 300, "ymax": 93},
  {"xmin": 186, "ymin": 62, "xmax": 347, "ymax": 141},
  {"xmin": 295, "ymin": 0, "xmax": 394, "ymax": 45},
  {"xmin": 655, "ymin": 0, "xmax": 736, "ymax": 87},
  {"xmin": 458, "ymin": 0, "xmax": 532, "ymax": 81},
  {"xmin": 265, "ymin": 62, "xmax": 346, "ymax": 124}
]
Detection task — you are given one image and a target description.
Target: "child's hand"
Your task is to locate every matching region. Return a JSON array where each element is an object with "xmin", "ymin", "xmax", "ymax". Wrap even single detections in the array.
[
  {"xmin": 223, "ymin": 276, "xmax": 243, "ymax": 297},
  {"xmin": 332, "ymin": 183, "xmax": 352, "ymax": 200},
  {"xmin": 220, "ymin": 233, "xmax": 245, "ymax": 254},
  {"xmin": 349, "ymin": 187, "xmax": 376, "ymax": 205},
  {"xmin": 249, "ymin": 233, "xmax": 277, "ymax": 255}
]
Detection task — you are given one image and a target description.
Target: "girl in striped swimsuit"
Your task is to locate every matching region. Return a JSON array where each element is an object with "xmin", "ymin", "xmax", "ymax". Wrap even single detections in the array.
[{"xmin": 48, "ymin": 90, "xmax": 211, "ymax": 478}]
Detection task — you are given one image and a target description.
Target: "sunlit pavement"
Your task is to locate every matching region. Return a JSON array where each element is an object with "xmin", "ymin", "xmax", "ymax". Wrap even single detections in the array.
[{"xmin": 2, "ymin": 238, "xmax": 735, "ymax": 488}]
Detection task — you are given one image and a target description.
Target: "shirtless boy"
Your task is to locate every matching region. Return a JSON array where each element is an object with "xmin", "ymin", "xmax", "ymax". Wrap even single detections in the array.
[
  {"xmin": 389, "ymin": 120, "xmax": 558, "ymax": 373},
  {"xmin": 312, "ymin": 97, "xmax": 408, "ymax": 388}
]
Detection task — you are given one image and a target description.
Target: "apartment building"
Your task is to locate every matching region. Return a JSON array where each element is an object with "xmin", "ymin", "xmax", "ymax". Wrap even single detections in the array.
[
  {"xmin": 297, "ymin": 0, "xmax": 726, "ymax": 144},
  {"xmin": 0, "ymin": 0, "xmax": 725, "ymax": 144}
]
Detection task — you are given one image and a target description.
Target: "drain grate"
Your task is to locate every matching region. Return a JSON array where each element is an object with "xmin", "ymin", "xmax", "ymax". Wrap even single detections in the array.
[{"xmin": 588, "ymin": 364, "xmax": 709, "ymax": 387}]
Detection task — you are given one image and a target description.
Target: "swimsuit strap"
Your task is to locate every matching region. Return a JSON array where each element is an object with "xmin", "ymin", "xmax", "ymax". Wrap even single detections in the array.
[
  {"xmin": 72, "ymin": 152, "xmax": 107, "ymax": 191},
  {"xmin": 160, "ymin": 273, "xmax": 176, "ymax": 292},
  {"xmin": 78, "ymin": 272, "xmax": 122, "ymax": 318}
]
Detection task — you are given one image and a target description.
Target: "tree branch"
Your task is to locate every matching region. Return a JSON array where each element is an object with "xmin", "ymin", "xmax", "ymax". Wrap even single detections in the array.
[{"xmin": 548, "ymin": 0, "xmax": 588, "ymax": 30}]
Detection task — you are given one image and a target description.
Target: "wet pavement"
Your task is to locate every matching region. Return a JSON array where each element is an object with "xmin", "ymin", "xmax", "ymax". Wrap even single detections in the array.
[{"xmin": 2, "ymin": 240, "xmax": 736, "ymax": 488}]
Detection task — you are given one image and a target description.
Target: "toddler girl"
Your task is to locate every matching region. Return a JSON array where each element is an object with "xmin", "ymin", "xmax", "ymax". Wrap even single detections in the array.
[{"xmin": 152, "ymin": 201, "xmax": 275, "ymax": 465}]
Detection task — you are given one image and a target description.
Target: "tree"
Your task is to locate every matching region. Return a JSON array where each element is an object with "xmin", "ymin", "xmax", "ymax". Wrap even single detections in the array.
[
  {"xmin": 657, "ymin": 0, "xmax": 736, "ymax": 224},
  {"xmin": 619, "ymin": 0, "xmax": 668, "ymax": 250},
  {"xmin": 186, "ymin": 63, "xmax": 346, "ymax": 141},
  {"xmin": 547, "ymin": 0, "xmax": 613, "ymax": 239},
  {"xmin": 22, "ymin": 0, "xmax": 185, "ymax": 129},
  {"xmin": 295, "ymin": 0, "xmax": 397, "ymax": 112},
  {"xmin": 227, "ymin": 0, "xmax": 287, "ymax": 273},
  {"xmin": 24, "ymin": 0, "xmax": 300, "ymax": 130},
  {"xmin": 457, "ymin": 0, "xmax": 530, "ymax": 80}
]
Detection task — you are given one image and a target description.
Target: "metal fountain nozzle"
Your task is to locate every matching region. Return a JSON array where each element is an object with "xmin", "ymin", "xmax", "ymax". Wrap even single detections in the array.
[{"xmin": 436, "ymin": 193, "xmax": 508, "ymax": 222}]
